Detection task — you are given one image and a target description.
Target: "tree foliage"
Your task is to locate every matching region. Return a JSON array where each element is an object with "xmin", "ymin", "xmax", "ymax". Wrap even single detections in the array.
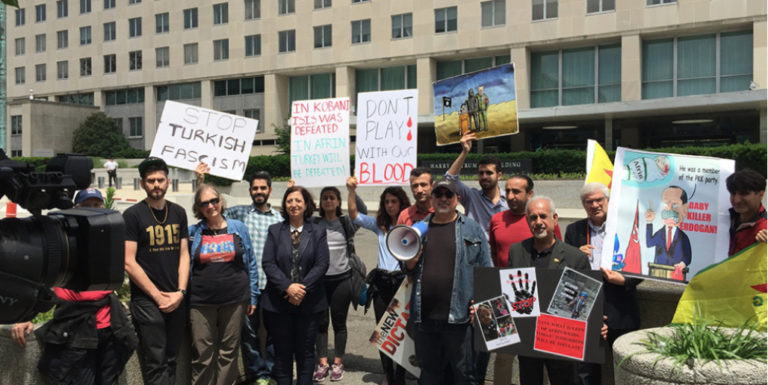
[
  {"xmin": 72, "ymin": 112, "xmax": 132, "ymax": 157},
  {"xmin": 273, "ymin": 121, "xmax": 291, "ymax": 155}
]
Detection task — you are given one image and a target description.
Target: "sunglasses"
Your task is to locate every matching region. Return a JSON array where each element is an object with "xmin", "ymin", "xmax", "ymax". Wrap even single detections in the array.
[
  {"xmin": 432, "ymin": 190, "xmax": 455, "ymax": 199},
  {"xmin": 198, "ymin": 198, "xmax": 220, "ymax": 207}
]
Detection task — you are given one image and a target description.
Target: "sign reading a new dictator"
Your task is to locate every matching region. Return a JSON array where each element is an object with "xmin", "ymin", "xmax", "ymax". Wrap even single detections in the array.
[{"xmin": 150, "ymin": 101, "xmax": 258, "ymax": 180}]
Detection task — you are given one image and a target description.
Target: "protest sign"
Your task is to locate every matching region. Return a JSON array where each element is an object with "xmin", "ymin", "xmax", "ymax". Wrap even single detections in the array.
[
  {"xmin": 601, "ymin": 148, "xmax": 734, "ymax": 283},
  {"xmin": 355, "ymin": 90, "xmax": 418, "ymax": 185},
  {"xmin": 500, "ymin": 268, "xmax": 541, "ymax": 317},
  {"xmin": 150, "ymin": 101, "xmax": 258, "ymax": 180},
  {"xmin": 546, "ymin": 267, "xmax": 602, "ymax": 322},
  {"xmin": 533, "ymin": 314, "xmax": 587, "ymax": 360},
  {"xmin": 370, "ymin": 280, "xmax": 420, "ymax": 377},
  {"xmin": 432, "ymin": 63, "xmax": 518, "ymax": 145},
  {"xmin": 474, "ymin": 296, "xmax": 521, "ymax": 351},
  {"xmin": 290, "ymin": 97, "xmax": 350, "ymax": 187}
]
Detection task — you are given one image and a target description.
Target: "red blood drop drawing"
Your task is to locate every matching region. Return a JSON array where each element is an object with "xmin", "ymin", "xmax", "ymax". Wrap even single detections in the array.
[
  {"xmin": 407, "ymin": 131, "xmax": 413, "ymax": 141},
  {"xmin": 407, "ymin": 117, "xmax": 413, "ymax": 128}
]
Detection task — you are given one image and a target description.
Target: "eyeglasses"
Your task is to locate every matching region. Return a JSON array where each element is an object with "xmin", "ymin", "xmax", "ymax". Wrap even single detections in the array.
[
  {"xmin": 432, "ymin": 190, "xmax": 455, "ymax": 199},
  {"xmin": 198, "ymin": 198, "xmax": 220, "ymax": 207}
]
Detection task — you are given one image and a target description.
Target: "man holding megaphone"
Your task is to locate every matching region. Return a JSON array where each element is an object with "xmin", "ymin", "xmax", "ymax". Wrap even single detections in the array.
[{"xmin": 402, "ymin": 179, "xmax": 492, "ymax": 385}]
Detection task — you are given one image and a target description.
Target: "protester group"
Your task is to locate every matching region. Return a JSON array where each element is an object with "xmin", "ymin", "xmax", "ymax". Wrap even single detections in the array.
[{"xmin": 11, "ymin": 132, "xmax": 766, "ymax": 385}]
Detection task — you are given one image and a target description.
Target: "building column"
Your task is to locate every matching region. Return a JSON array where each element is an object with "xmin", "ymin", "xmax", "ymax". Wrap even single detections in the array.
[
  {"xmin": 416, "ymin": 57, "xmax": 435, "ymax": 117},
  {"xmin": 143, "ymin": 85, "xmax": 156, "ymax": 150},
  {"xmin": 604, "ymin": 117, "xmax": 613, "ymax": 151},
  {"xmin": 93, "ymin": 90, "xmax": 103, "ymax": 109},
  {"xmin": 754, "ymin": 20, "xmax": 767, "ymax": 94},
  {"xmin": 200, "ymin": 80, "xmax": 214, "ymax": 109},
  {"xmin": 760, "ymin": 108, "xmax": 767, "ymax": 145},
  {"xmin": 510, "ymin": 47, "xmax": 528, "ymax": 110},
  {"xmin": 264, "ymin": 73, "xmax": 289, "ymax": 137},
  {"xmin": 621, "ymin": 34, "xmax": 642, "ymax": 102}
]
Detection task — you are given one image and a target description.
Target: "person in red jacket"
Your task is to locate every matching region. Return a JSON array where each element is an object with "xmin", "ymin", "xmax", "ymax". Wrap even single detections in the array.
[{"xmin": 726, "ymin": 169, "xmax": 767, "ymax": 255}]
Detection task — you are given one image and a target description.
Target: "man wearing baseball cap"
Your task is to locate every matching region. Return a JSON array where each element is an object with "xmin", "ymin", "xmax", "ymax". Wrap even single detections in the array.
[{"xmin": 123, "ymin": 157, "xmax": 190, "ymax": 385}]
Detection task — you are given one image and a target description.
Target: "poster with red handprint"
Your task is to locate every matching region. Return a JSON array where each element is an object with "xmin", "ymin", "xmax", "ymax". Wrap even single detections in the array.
[{"xmin": 499, "ymin": 268, "xmax": 540, "ymax": 317}]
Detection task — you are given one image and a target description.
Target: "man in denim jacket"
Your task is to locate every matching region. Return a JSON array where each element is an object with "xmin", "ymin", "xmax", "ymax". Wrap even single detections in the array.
[{"xmin": 405, "ymin": 179, "xmax": 492, "ymax": 385}]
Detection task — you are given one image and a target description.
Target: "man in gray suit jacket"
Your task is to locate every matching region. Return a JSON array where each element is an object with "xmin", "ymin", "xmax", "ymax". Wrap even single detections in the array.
[{"xmin": 507, "ymin": 196, "xmax": 589, "ymax": 385}]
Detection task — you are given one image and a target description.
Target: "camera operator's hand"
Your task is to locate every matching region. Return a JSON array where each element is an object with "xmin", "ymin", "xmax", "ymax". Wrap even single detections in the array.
[
  {"xmin": 11, "ymin": 322, "xmax": 34, "ymax": 347},
  {"xmin": 157, "ymin": 291, "xmax": 184, "ymax": 313}
]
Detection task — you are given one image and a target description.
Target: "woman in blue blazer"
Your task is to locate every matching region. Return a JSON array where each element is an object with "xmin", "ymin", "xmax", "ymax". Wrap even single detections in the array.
[{"xmin": 261, "ymin": 186, "xmax": 330, "ymax": 385}]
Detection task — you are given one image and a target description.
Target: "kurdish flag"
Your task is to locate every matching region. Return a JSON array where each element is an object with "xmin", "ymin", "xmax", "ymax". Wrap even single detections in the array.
[
  {"xmin": 585, "ymin": 139, "xmax": 613, "ymax": 189},
  {"xmin": 671, "ymin": 242, "xmax": 767, "ymax": 330}
]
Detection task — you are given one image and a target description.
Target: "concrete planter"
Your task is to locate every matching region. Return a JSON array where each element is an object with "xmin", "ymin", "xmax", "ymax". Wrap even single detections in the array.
[{"xmin": 613, "ymin": 327, "xmax": 767, "ymax": 385}]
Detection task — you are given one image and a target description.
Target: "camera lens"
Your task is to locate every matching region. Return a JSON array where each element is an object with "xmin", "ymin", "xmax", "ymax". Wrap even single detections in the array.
[{"xmin": 0, "ymin": 216, "xmax": 73, "ymax": 288}]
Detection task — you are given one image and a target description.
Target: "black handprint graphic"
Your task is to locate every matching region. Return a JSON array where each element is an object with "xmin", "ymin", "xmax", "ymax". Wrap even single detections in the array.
[{"xmin": 507, "ymin": 270, "xmax": 537, "ymax": 315}]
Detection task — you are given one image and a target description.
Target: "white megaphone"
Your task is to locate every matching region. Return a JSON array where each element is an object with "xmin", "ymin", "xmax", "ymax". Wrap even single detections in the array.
[{"xmin": 386, "ymin": 221, "xmax": 429, "ymax": 261}]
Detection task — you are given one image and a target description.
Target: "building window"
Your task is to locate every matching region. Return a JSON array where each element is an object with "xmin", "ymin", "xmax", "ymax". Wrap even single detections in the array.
[
  {"xmin": 481, "ymin": 0, "xmax": 505, "ymax": 27},
  {"xmin": 530, "ymin": 45, "xmax": 620, "ymax": 107},
  {"xmin": 436, "ymin": 55, "xmax": 511, "ymax": 80},
  {"xmin": 213, "ymin": 39, "xmax": 229, "ymax": 61},
  {"xmin": 129, "ymin": 50, "xmax": 142, "ymax": 70},
  {"xmin": 213, "ymin": 3, "xmax": 228, "ymax": 24},
  {"xmin": 245, "ymin": 0, "xmax": 261, "ymax": 19},
  {"xmin": 104, "ymin": 22, "xmax": 116, "ymax": 41},
  {"xmin": 36, "ymin": 64, "xmax": 46, "ymax": 82},
  {"xmin": 278, "ymin": 30, "xmax": 295, "ymax": 52},
  {"xmin": 642, "ymin": 31, "xmax": 753, "ymax": 99},
  {"xmin": 533, "ymin": 0, "xmax": 557, "ymax": 20},
  {"xmin": 314, "ymin": 25, "xmax": 332, "ymax": 48},
  {"xmin": 355, "ymin": 65, "xmax": 417, "ymax": 99},
  {"xmin": 243, "ymin": 109, "xmax": 260, "ymax": 120},
  {"xmin": 80, "ymin": 0, "xmax": 91, "ymax": 14},
  {"xmin": 351, "ymin": 19, "xmax": 370, "ymax": 44},
  {"xmin": 56, "ymin": 93, "xmax": 94, "ymax": 105},
  {"xmin": 156, "ymin": 13, "xmax": 169, "ymax": 33},
  {"xmin": 113, "ymin": 118, "xmax": 122, "ymax": 131},
  {"xmin": 57, "ymin": 0, "xmax": 68, "ymax": 18},
  {"xmin": 57, "ymin": 30, "xmax": 68, "ymax": 49},
  {"xmin": 80, "ymin": 26, "xmax": 92, "ymax": 45},
  {"xmin": 184, "ymin": 43, "xmax": 198, "ymax": 64},
  {"xmin": 105, "ymin": 88, "xmax": 145, "ymax": 105},
  {"xmin": 156, "ymin": 82, "xmax": 202, "ymax": 101},
  {"xmin": 352, "ymin": 0, "xmax": 369, "ymax": 3},
  {"xmin": 314, "ymin": 0, "xmax": 331, "ymax": 9},
  {"xmin": 35, "ymin": 4, "xmax": 46, "ymax": 22},
  {"xmin": 245, "ymin": 35, "xmax": 261, "ymax": 56},
  {"xmin": 104, "ymin": 54, "xmax": 116, "ymax": 73},
  {"xmin": 129, "ymin": 117, "xmax": 143, "ymax": 137},
  {"xmin": 80, "ymin": 57, "xmax": 92, "ymax": 76},
  {"xmin": 15, "ymin": 38, "xmax": 25, "ymax": 56},
  {"xmin": 435, "ymin": 7, "xmax": 457, "ymax": 33},
  {"xmin": 391, "ymin": 13, "xmax": 412, "ymax": 39},
  {"xmin": 129, "ymin": 17, "xmax": 142, "ymax": 37},
  {"xmin": 15, "ymin": 67, "xmax": 25, "ymax": 85},
  {"xmin": 156, "ymin": 47, "xmax": 169, "ymax": 67},
  {"xmin": 647, "ymin": 0, "xmax": 675, "ymax": 4},
  {"xmin": 184, "ymin": 8, "xmax": 198, "ymax": 29},
  {"xmin": 104, "ymin": 0, "xmax": 114, "ymax": 9},
  {"xmin": 35, "ymin": 34, "xmax": 46, "ymax": 52},
  {"xmin": 587, "ymin": 0, "xmax": 614, "ymax": 13},
  {"xmin": 57, "ymin": 61, "xmax": 68, "ymax": 79},
  {"xmin": 129, "ymin": 0, "xmax": 141, "ymax": 4},
  {"xmin": 11, "ymin": 116, "xmax": 22, "ymax": 135},
  {"xmin": 15, "ymin": 9, "xmax": 25, "ymax": 26},
  {"xmin": 290, "ymin": 73, "xmax": 336, "ymax": 104},
  {"xmin": 279, "ymin": 0, "xmax": 295, "ymax": 15},
  {"xmin": 214, "ymin": 76, "xmax": 265, "ymax": 96}
]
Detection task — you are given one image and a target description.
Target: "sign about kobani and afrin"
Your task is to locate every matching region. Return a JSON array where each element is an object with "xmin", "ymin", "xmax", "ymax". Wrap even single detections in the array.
[
  {"xmin": 290, "ymin": 97, "xmax": 350, "ymax": 187},
  {"xmin": 150, "ymin": 101, "xmax": 258, "ymax": 181},
  {"xmin": 355, "ymin": 90, "xmax": 418, "ymax": 186}
]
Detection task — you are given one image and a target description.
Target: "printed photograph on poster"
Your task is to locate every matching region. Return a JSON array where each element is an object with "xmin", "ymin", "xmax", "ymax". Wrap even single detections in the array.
[
  {"xmin": 600, "ymin": 148, "xmax": 734, "ymax": 283},
  {"xmin": 474, "ymin": 296, "xmax": 521, "ymax": 351},
  {"xmin": 546, "ymin": 267, "xmax": 602, "ymax": 321},
  {"xmin": 533, "ymin": 313, "xmax": 588, "ymax": 361},
  {"xmin": 432, "ymin": 63, "xmax": 518, "ymax": 146},
  {"xmin": 499, "ymin": 268, "xmax": 540, "ymax": 317},
  {"xmin": 370, "ymin": 280, "xmax": 420, "ymax": 377}
]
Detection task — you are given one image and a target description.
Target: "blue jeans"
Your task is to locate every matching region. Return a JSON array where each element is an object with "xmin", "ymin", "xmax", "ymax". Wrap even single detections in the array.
[
  {"xmin": 241, "ymin": 303, "xmax": 275, "ymax": 380},
  {"xmin": 414, "ymin": 319, "xmax": 476, "ymax": 385}
]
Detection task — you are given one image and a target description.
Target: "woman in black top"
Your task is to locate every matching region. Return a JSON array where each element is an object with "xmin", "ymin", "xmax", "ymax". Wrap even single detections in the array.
[{"xmin": 261, "ymin": 186, "xmax": 329, "ymax": 385}]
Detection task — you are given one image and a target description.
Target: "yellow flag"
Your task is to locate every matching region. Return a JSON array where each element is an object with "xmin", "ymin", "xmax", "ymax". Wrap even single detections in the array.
[
  {"xmin": 671, "ymin": 242, "xmax": 767, "ymax": 330},
  {"xmin": 585, "ymin": 139, "xmax": 613, "ymax": 188}
]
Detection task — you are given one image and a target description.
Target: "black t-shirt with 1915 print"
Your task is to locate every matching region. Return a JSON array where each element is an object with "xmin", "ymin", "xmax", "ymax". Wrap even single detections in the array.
[{"xmin": 123, "ymin": 200, "xmax": 189, "ymax": 299}]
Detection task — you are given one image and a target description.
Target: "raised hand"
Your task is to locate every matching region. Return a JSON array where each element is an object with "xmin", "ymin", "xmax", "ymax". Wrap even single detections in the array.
[{"xmin": 508, "ymin": 270, "xmax": 537, "ymax": 314}]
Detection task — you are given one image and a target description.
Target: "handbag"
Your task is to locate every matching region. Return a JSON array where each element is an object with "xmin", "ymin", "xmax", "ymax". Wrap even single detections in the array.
[{"xmin": 339, "ymin": 215, "xmax": 368, "ymax": 310}]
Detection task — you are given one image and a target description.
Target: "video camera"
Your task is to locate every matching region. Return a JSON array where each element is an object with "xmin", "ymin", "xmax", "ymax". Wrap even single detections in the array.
[{"xmin": 0, "ymin": 149, "xmax": 125, "ymax": 324}]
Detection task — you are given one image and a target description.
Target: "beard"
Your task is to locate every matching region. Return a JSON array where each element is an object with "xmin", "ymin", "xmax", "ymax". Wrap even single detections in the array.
[
  {"xmin": 251, "ymin": 193, "xmax": 267, "ymax": 205},
  {"xmin": 532, "ymin": 227, "xmax": 549, "ymax": 239},
  {"xmin": 148, "ymin": 187, "xmax": 167, "ymax": 200}
]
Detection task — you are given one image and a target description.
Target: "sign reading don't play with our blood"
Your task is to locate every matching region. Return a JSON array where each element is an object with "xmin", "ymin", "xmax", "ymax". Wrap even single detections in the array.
[
  {"xmin": 150, "ymin": 101, "xmax": 258, "ymax": 181},
  {"xmin": 355, "ymin": 90, "xmax": 418, "ymax": 185}
]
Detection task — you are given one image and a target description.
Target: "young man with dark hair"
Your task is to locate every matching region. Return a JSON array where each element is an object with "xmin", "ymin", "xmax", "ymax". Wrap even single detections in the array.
[
  {"xmin": 726, "ymin": 169, "xmax": 767, "ymax": 255},
  {"xmin": 123, "ymin": 157, "xmax": 189, "ymax": 385},
  {"xmin": 397, "ymin": 167, "xmax": 435, "ymax": 225}
]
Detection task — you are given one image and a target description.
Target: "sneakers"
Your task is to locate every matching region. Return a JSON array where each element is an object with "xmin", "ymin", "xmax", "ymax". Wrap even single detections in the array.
[
  {"xmin": 330, "ymin": 363, "xmax": 344, "ymax": 381},
  {"xmin": 313, "ymin": 364, "xmax": 330, "ymax": 382}
]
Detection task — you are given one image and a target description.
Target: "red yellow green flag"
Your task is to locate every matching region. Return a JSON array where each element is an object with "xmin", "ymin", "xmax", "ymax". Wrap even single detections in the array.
[
  {"xmin": 585, "ymin": 139, "xmax": 613, "ymax": 188},
  {"xmin": 671, "ymin": 242, "xmax": 767, "ymax": 330}
]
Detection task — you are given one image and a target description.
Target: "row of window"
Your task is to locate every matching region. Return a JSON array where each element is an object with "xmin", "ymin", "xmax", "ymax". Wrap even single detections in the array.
[{"xmin": 15, "ymin": 0, "xmax": 135, "ymax": 26}]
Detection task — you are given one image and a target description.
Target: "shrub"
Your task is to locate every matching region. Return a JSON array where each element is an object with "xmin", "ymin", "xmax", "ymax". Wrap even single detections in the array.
[{"xmin": 72, "ymin": 112, "xmax": 133, "ymax": 158}]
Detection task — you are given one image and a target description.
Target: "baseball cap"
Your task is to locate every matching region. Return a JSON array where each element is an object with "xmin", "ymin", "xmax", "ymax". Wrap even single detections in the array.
[
  {"xmin": 138, "ymin": 157, "xmax": 169, "ymax": 178},
  {"xmin": 75, "ymin": 188, "xmax": 104, "ymax": 204},
  {"xmin": 432, "ymin": 179, "xmax": 458, "ymax": 195}
]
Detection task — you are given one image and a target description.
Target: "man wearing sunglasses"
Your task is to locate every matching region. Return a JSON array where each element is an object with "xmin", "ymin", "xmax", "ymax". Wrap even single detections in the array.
[{"xmin": 404, "ymin": 180, "xmax": 492, "ymax": 385}]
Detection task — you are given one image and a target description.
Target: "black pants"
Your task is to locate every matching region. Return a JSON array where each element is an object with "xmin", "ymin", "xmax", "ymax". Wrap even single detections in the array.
[
  {"xmin": 577, "ymin": 328, "xmax": 633, "ymax": 385},
  {"xmin": 316, "ymin": 273, "xmax": 353, "ymax": 358},
  {"xmin": 107, "ymin": 170, "xmax": 117, "ymax": 188},
  {"xmin": 130, "ymin": 295, "xmax": 187, "ymax": 385},
  {"xmin": 372, "ymin": 271, "xmax": 406, "ymax": 385},
  {"xmin": 265, "ymin": 310, "xmax": 320, "ymax": 385},
  {"xmin": 518, "ymin": 356, "xmax": 578, "ymax": 385},
  {"xmin": 414, "ymin": 319, "xmax": 476, "ymax": 385}
]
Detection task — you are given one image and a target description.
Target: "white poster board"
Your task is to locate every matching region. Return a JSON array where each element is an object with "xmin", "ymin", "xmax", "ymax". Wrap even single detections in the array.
[
  {"xmin": 355, "ymin": 90, "xmax": 418, "ymax": 185},
  {"xmin": 149, "ymin": 101, "xmax": 258, "ymax": 180},
  {"xmin": 290, "ymin": 97, "xmax": 350, "ymax": 187}
]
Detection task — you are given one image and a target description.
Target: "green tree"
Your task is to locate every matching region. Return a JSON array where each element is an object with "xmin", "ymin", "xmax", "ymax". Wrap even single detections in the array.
[
  {"xmin": 72, "ymin": 112, "xmax": 132, "ymax": 157},
  {"xmin": 273, "ymin": 120, "xmax": 291, "ymax": 155}
]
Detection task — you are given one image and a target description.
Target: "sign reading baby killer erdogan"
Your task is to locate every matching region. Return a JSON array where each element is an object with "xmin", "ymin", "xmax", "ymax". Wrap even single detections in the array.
[
  {"xmin": 601, "ymin": 148, "xmax": 734, "ymax": 283},
  {"xmin": 355, "ymin": 90, "xmax": 418, "ymax": 185},
  {"xmin": 150, "ymin": 101, "xmax": 258, "ymax": 180},
  {"xmin": 290, "ymin": 97, "xmax": 350, "ymax": 187}
]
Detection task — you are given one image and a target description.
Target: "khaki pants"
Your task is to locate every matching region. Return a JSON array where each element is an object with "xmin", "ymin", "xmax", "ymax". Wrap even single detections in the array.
[
  {"xmin": 190, "ymin": 302, "xmax": 247, "ymax": 385},
  {"xmin": 494, "ymin": 353, "xmax": 515, "ymax": 385}
]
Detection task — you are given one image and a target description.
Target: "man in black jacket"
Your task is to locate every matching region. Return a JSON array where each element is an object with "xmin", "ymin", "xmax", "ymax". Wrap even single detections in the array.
[{"xmin": 564, "ymin": 183, "xmax": 641, "ymax": 385}]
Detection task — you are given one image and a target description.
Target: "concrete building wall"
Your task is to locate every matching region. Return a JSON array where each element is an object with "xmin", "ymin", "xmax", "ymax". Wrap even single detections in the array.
[{"xmin": 6, "ymin": 100, "xmax": 98, "ymax": 157}]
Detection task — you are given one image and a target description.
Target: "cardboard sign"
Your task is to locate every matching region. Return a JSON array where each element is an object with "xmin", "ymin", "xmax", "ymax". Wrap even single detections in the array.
[
  {"xmin": 290, "ymin": 97, "xmax": 350, "ymax": 187},
  {"xmin": 533, "ymin": 314, "xmax": 587, "ymax": 360},
  {"xmin": 474, "ymin": 296, "xmax": 522, "ymax": 351},
  {"xmin": 370, "ymin": 280, "xmax": 420, "ymax": 377},
  {"xmin": 500, "ymin": 268, "xmax": 541, "ymax": 317},
  {"xmin": 150, "ymin": 101, "xmax": 258, "ymax": 180},
  {"xmin": 355, "ymin": 90, "xmax": 418, "ymax": 186}
]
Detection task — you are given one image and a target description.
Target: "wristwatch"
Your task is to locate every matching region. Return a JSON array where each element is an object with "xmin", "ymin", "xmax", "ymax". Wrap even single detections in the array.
[{"xmin": 178, "ymin": 289, "xmax": 187, "ymax": 296}]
